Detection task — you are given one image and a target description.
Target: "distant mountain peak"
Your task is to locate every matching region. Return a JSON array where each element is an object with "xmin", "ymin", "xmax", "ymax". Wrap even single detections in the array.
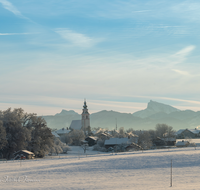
[
  {"xmin": 42, "ymin": 100, "xmax": 200, "ymax": 131},
  {"xmin": 55, "ymin": 109, "xmax": 79, "ymax": 116},
  {"xmin": 133, "ymin": 100, "xmax": 180, "ymax": 118},
  {"xmin": 147, "ymin": 100, "xmax": 180, "ymax": 112}
]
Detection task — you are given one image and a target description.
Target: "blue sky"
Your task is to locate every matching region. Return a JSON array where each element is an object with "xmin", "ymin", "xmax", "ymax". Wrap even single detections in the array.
[{"xmin": 1, "ymin": 0, "xmax": 200, "ymax": 115}]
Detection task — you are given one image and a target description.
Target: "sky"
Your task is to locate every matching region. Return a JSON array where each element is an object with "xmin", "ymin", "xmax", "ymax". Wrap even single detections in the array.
[{"xmin": 1, "ymin": 0, "xmax": 200, "ymax": 115}]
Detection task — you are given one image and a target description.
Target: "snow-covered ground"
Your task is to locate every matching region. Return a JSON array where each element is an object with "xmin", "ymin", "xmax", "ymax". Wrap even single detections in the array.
[{"xmin": 0, "ymin": 146, "xmax": 200, "ymax": 190}]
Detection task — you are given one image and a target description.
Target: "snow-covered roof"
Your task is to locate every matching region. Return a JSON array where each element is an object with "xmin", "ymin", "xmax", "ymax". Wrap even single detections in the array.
[
  {"xmin": 86, "ymin": 136, "xmax": 98, "ymax": 141},
  {"xmin": 56, "ymin": 128, "xmax": 71, "ymax": 135},
  {"xmin": 52, "ymin": 131, "xmax": 60, "ymax": 138},
  {"xmin": 93, "ymin": 128, "xmax": 105, "ymax": 135},
  {"xmin": 69, "ymin": 120, "xmax": 82, "ymax": 130},
  {"xmin": 92, "ymin": 130, "xmax": 97, "ymax": 135},
  {"xmin": 93, "ymin": 129, "xmax": 113, "ymax": 138},
  {"xmin": 102, "ymin": 132, "xmax": 112, "ymax": 137},
  {"xmin": 161, "ymin": 137, "xmax": 176, "ymax": 141},
  {"xmin": 126, "ymin": 132, "xmax": 138, "ymax": 138},
  {"xmin": 188, "ymin": 129, "xmax": 200, "ymax": 134},
  {"xmin": 105, "ymin": 138, "xmax": 131, "ymax": 145},
  {"xmin": 176, "ymin": 129, "xmax": 185, "ymax": 135},
  {"xmin": 176, "ymin": 129, "xmax": 200, "ymax": 135},
  {"xmin": 106, "ymin": 130, "xmax": 119, "ymax": 136},
  {"xmin": 176, "ymin": 140, "xmax": 189, "ymax": 146},
  {"xmin": 15, "ymin": 150, "xmax": 34, "ymax": 155}
]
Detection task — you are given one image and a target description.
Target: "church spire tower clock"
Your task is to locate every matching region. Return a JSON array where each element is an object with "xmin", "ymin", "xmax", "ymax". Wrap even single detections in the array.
[{"xmin": 81, "ymin": 99, "xmax": 90, "ymax": 133}]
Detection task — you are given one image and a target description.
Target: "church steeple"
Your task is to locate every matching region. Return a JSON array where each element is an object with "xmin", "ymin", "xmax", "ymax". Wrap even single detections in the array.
[
  {"xmin": 81, "ymin": 99, "xmax": 90, "ymax": 135},
  {"xmin": 83, "ymin": 99, "xmax": 87, "ymax": 109}
]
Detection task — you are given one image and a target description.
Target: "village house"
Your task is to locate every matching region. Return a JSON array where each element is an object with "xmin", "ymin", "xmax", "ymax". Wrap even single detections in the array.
[
  {"xmin": 176, "ymin": 140, "xmax": 190, "ymax": 147},
  {"xmin": 104, "ymin": 137, "xmax": 131, "ymax": 149},
  {"xmin": 56, "ymin": 128, "xmax": 71, "ymax": 137},
  {"xmin": 85, "ymin": 136, "xmax": 98, "ymax": 146},
  {"xmin": 93, "ymin": 128, "xmax": 112, "ymax": 140},
  {"xmin": 104, "ymin": 137, "xmax": 141, "ymax": 151},
  {"xmin": 176, "ymin": 128, "xmax": 200, "ymax": 139},
  {"xmin": 126, "ymin": 132, "xmax": 139, "ymax": 144},
  {"xmin": 52, "ymin": 131, "xmax": 60, "ymax": 138},
  {"xmin": 14, "ymin": 150, "xmax": 35, "ymax": 160},
  {"xmin": 152, "ymin": 137, "xmax": 176, "ymax": 147},
  {"xmin": 162, "ymin": 137, "xmax": 176, "ymax": 146}
]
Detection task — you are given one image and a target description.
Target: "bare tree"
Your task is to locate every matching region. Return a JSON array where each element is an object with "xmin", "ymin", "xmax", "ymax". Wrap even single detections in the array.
[
  {"xmin": 155, "ymin": 124, "xmax": 175, "ymax": 138},
  {"xmin": 138, "ymin": 131, "xmax": 152, "ymax": 150},
  {"xmin": 81, "ymin": 143, "xmax": 89, "ymax": 153},
  {"xmin": 118, "ymin": 127, "xmax": 126, "ymax": 138},
  {"xmin": 68, "ymin": 130, "xmax": 85, "ymax": 146},
  {"xmin": 148, "ymin": 129, "xmax": 157, "ymax": 140}
]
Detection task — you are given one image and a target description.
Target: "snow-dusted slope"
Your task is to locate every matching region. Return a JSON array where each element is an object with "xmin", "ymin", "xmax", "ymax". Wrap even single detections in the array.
[
  {"xmin": 1, "ymin": 147, "xmax": 200, "ymax": 190},
  {"xmin": 133, "ymin": 100, "xmax": 180, "ymax": 118}
]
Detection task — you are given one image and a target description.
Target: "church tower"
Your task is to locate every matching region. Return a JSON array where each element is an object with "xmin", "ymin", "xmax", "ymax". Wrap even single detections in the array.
[{"xmin": 81, "ymin": 100, "xmax": 90, "ymax": 133}]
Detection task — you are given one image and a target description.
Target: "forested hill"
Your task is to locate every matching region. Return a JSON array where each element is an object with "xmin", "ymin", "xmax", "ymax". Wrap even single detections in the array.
[{"xmin": 42, "ymin": 100, "xmax": 200, "ymax": 131}]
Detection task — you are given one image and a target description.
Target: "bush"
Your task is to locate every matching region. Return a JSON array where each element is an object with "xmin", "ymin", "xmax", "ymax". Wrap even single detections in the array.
[
  {"xmin": 62, "ymin": 130, "xmax": 85, "ymax": 146},
  {"xmin": 114, "ymin": 144, "xmax": 126, "ymax": 152},
  {"xmin": 93, "ymin": 144, "xmax": 107, "ymax": 152},
  {"xmin": 188, "ymin": 142, "xmax": 196, "ymax": 147},
  {"xmin": 97, "ymin": 139, "xmax": 105, "ymax": 147}
]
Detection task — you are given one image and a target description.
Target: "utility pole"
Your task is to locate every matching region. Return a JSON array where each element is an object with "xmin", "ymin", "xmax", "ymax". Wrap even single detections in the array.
[
  {"xmin": 115, "ymin": 118, "xmax": 117, "ymax": 131},
  {"xmin": 170, "ymin": 159, "xmax": 172, "ymax": 187}
]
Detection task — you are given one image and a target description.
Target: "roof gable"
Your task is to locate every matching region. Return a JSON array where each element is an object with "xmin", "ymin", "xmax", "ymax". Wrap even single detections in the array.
[
  {"xmin": 56, "ymin": 128, "xmax": 71, "ymax": 135},
  {"xmin": 70, "ymin": 120, "xmax": 82, "ymax": 130}
]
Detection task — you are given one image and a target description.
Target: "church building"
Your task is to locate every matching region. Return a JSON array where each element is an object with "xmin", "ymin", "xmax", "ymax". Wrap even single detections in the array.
[{"xmin": 69, "ymin": 100, "xmax": 90, "ymax": 132}]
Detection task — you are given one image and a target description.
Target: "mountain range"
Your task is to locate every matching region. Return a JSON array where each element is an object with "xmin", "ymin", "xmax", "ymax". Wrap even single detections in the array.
[{"xmin": 42, "ymin": 100, "xmax": 200, "ymax": 131}]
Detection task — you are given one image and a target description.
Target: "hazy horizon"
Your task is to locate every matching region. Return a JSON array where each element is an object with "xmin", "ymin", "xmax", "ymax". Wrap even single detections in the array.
[{"xmin": 0, "ymin": 99, "xmax": 199, "ymax": 116}]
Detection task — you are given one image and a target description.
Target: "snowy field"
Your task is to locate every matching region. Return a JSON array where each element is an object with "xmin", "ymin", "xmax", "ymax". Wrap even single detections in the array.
[{"xmin": 1, "ymin": 146, "xmax": 200, "ymax": 190}]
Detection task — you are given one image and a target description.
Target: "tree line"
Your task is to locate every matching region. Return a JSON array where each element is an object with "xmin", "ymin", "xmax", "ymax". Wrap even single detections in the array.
[
  {"xmin": 91, "ymin": 124, "xmax": 175, "ymax": 151},
  {"xmin": 128, "ymin": 123, "xmax": 175, "ymax": 149},
  {"xmin": 0, "ymin": 108, "xmax": 55, "ymax": 159},
  {"xmin": 0, "ymin": 107, "xmax": 176, "ymax": 159},
  {"xmin": 60, "ymin": 123, "xmax": 176, "ymax": 152}
]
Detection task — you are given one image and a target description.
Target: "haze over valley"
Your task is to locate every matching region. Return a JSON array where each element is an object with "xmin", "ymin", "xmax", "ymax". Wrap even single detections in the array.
[{"xmin": 43, "ymin": 100, "xmax": 200, "ymax": 130}]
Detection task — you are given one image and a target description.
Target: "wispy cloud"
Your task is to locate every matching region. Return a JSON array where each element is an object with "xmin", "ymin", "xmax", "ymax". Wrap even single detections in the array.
[
  {"xmin": 0, "ymin": 0, "xmax": 22, "ymax": 16},
  {"xmin": 171, "ymin": 2, "xmax": 200, "ymax": 22},
  {"xmin": 124, "ymin": 95, "xmax": 200, "ymax": 106},
  {"xmin": 174, "ymin": 45, "xmax": 195, "ymax": 57},
  {"xmin": 166, "ymin": 45, "xmax": 196, "ymax": 67},
  {"xmin": 55, "ymin": 28, "xmax": 100, "ymax": 48},
  {"xmin": 172, "ymin": 69, "xmax": 190, "ymax": 76},
  {"xmin": 158, "ymin": 96, "xmax": 200, "ymax": 106},
  {"xmin": 0, "ymin": 0, "xmax": 30, "ymax": 20},
  {"xmin": 0, "ymin": 33, "xmax": 31, "ymax": 36},
  {"xmin": 133, "ymin": 10, "xmax": 152, "ymax": 13}
]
